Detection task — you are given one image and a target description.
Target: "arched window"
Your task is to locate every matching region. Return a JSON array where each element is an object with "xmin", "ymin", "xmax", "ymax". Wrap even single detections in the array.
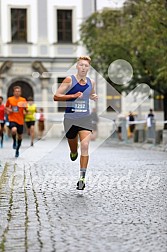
[{"xmin": 7, "ymin": 81, "xmax": 33, "ymax": 100}]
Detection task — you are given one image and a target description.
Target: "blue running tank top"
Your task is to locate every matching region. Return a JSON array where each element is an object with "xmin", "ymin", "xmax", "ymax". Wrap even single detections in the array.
[{"xmin": 64, "ymin": 75, "xmax": 92, "ymax": 119}]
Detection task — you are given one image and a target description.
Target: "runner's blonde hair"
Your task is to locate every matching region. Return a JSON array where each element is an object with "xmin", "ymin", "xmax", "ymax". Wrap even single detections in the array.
[
  {"xmin": 13, "ymin": 86, "xmax": 21, "ymax": 91},
  {"xmin": 77, "ymin": 56, "xmax": 91, "ymax": 64}
]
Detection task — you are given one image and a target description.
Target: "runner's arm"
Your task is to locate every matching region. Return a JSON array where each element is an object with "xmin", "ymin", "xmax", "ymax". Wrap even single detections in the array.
[
  {"xmin": 5, "ymin": 99, "xmax": 12, "ymax": 114},
  {"xmin": 53, "ymin": 77, "xmax": 82, "ymax": 101}
]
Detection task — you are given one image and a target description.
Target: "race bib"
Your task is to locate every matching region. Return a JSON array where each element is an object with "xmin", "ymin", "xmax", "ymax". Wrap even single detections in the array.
[
  {"xmin": 72, "ymin": 101, "xmax": 88, "ymax": 113},
  {"xmin": 12, "ymin": 106, "xmax": 19, "ymax": 112}
]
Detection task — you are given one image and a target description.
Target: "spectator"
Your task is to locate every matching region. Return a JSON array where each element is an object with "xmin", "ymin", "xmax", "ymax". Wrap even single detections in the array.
[
  {"xmin": 116, "ymin": 114, "xmax": 124, "ymax": 141},
  {"xmin": 128, "ymin": 111, "xmax": 135, "ymax": 139},
  {"xmin": 38, "ymin": 108, "xmax": 45, "ymax": 139},
  {"xmin": 147, "ymin": 108, "xmax": 155, "ymax": 141},
  {"xmin": 147, "ymin": 108, "xmax": 155, "ymax": 127}
]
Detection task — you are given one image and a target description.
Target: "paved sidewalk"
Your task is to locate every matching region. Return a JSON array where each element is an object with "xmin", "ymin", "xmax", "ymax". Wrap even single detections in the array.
[{"xmin": 0, "ymin": 137, "xmax": 167, "ymax": 252}]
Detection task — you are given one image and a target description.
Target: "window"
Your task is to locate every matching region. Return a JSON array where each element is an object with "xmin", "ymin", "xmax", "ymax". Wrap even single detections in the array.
[
  {"xmin": 154, "ymin": 91, "xmax": 164, "ymax": 111},
  {"xmin": 11, "ymin": 8, "xmax": 27, "ymax": 42},
  {"xmin": 57, "ymin": 10, "xmax": 72, "ymax": 43},
  {"xmin": 57, "ymin": 78, "xmax": 66, "ymax": 112}
]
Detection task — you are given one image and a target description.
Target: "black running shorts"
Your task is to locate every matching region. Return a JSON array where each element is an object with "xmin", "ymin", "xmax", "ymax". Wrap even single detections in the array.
[
  {"xmin": 9, "ymin": 122, "xmax": 24, "ymax": 135},
  {"xmin": 25, "ymin": 121, "xmax": 35, "ymax": 129},
  {"xmin": 64, "ymin": 115, "xmax": 93, "ymax": 139}
]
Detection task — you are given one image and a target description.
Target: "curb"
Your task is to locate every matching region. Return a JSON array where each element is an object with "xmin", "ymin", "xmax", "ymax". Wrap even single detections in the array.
[{"xmin": 104, "ymin": 139, "xmax": 167, "ymax": 152}]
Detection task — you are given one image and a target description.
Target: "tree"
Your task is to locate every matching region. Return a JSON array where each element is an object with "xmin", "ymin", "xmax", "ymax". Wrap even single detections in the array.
[{"xmin": 80, "ymin": 0, "xmax": 167, "ymax": 128}]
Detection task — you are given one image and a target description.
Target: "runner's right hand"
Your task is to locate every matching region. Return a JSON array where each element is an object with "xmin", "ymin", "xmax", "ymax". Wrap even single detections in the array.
[
  {"xmin": 73, "ymin": 92, "xmax": 83, "ymax": 99},
  {"xmin": 5, "ymin": 106, "xmax": 12, "ymax": 114}
]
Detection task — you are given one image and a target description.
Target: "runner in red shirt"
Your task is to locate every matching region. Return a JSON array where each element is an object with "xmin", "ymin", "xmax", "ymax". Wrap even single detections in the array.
[{"xmin": 0, "ymin": 96, "xmax": 5, "ymax": 148}]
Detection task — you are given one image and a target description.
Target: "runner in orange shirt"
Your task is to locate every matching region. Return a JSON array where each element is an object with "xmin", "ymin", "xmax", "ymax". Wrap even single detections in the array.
[{"xmin": 6, "ymin": 86, "xmax": 27, "ymax": 157}]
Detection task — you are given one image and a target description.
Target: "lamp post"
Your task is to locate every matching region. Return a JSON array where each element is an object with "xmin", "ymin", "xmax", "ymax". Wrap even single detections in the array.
[
  {"xmin": 94, "ymin": 0, "xmax": 97, "ymax": 12},
  {"xmin": 93, "ymin": 0, "xmax": 98, "ymax": 113},
  {"xmin": 92, "ymin": 1, "xmax": 104, "ymax": 113}
]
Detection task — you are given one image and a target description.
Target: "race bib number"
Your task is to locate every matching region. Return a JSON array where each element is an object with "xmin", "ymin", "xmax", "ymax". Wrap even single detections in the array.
[
  {"xmin": 72, "ymin": 101, "xmax": 88, "ymax": 113},
  {"xmin": 12, "ymin": 106, "xmax": 19, "ymax": 112}
]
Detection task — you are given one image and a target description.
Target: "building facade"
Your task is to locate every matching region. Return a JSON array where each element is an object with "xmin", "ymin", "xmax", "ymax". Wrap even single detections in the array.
[{"xmin": 0, "ymin": 0, "xmax": 92, "ymax": 101}]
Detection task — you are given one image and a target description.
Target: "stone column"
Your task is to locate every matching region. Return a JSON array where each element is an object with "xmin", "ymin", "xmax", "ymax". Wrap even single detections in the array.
[
  {"xmin": 96, "ymin": 74, "xmax": 107, "ymax": 114},
  {"xmin": 121, "ymin": 117, "xmax": 128, "ymax": 142},
  {"xmin": 0, "ymin": 78, "xmax": 4, "ymax": 96},
  {"xmin": 41, "ymin": 77, "xmax": 49, "ymax": 114},
  {"xmin": 40, "ymin": 77, "xmax": 50, "ymax": 134},
  {"xmin": 163, "ymin": 130, "xmax": 167, "ymax": 145}
]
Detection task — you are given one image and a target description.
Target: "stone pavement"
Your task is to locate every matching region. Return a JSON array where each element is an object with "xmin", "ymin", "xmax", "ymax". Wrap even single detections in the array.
[
  {"xmin": 0, "ymin": 137, "xmax": 167, "ymax": 252},
  {"xmin": 107, "ymin": 135, "xmax": 167, "ymax": 153}
]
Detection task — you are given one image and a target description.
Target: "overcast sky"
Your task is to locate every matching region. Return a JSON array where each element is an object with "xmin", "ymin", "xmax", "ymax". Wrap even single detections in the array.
[{"xmin": 97, "ymin": 0, "xmax": 126, "ymax": 10}]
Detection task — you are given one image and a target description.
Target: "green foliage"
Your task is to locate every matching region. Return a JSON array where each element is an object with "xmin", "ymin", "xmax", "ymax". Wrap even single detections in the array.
[{"xmin": 80, "ymin": 0, "xmax": 167, "ymax": 94}]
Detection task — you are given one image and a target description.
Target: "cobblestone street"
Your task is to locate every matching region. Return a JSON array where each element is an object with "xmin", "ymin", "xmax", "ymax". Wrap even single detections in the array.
[{"xmin": 0, "ymin": 138, "xmax": 167, "ymax": 252}]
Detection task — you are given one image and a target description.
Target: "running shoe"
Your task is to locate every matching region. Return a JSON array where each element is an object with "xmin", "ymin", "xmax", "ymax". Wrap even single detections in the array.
[
  {"xmin": 76, "ymin": 178, "xmax": 85, "ymax": 190},
  {"xmin": 70, "ymin": 152, "xmax": 78, "ymax": 161},
  {"xmin": 13, "ymin": 141, "xmax": 17, "ymax": 149},
  {"xmin": 15, "ymin": 149, "xmax": 19, "ymax": 158}
]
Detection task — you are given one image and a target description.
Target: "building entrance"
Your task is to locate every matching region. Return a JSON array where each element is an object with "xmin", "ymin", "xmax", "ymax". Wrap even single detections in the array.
[{"xmin": 7, "ymin": 80, "xmax": 33, "ymax": 99}]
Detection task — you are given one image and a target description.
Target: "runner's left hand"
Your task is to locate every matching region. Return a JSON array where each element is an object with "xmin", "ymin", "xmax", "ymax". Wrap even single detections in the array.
[{"xmin": 90, "ymin": 94, "xmax": 98, "ymax": 101}]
